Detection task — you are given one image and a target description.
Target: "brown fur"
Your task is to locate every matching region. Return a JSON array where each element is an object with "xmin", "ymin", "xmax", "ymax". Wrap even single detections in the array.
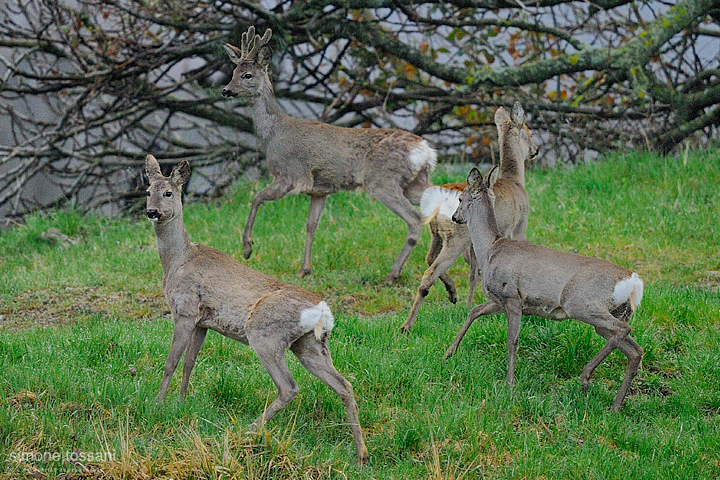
[
  {"xmin": 446, "ymin": 166, "xmax": 644, "ymax": 412},
  {"xmin": 400, "ymin": 103, "xmax": 535, "ymax": 333},
  {"xmin": 145, "ymin": 155, "xmax": 368, "ymax": 464},
  {"xmin": 223, "ymin": 27, "xmax": 436, "ymax": 283}
]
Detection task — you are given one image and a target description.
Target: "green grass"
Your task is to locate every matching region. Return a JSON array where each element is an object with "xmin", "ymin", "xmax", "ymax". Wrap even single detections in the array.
[{"xmin": 1, "ymin": 149, "xmax": 719, "ymax": 479}]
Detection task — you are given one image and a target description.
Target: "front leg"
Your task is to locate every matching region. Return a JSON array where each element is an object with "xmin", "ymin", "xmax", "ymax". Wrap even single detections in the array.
[
  {"xmin": 445, "ymin": 301, "xmax": 503, "ymax": 358},
  {"xmin": 180, "ymin": 327, "xmax": 208, "ymax": 398},
  {"xmin": 504, "ymin": 298, "xmax": 523, "ymax": 385},
  {"xmin": 157, "ymin": 315, "xmax": 196, "ymax": 403},
  {"xmin": 242, "ymin": 180, "xmax": 294, "ymax": 259}
]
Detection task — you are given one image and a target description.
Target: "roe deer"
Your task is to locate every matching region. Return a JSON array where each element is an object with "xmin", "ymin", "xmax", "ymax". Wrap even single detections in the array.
[
  {"xmin": 400, "ymin": 103, "xmax": 537, "ymax": 333},
  {"xmin": 447, "ymin": 166, "xmax": 644, "ymax": 411},
  {"xmin": 145, "ymin": 155, "xmax": 368, "ymax": 464},
  {"xmin": 222, "ymin": 26, "xmax": 437, "ymax": 283}
]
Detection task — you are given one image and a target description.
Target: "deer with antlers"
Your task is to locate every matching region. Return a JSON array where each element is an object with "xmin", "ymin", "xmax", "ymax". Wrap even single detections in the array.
[{"xmin": 222, "ymin": 27, "xmax": 437, "ymax": 283}]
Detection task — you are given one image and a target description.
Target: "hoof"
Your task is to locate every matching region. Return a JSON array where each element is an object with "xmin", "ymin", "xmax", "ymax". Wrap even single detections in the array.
[
  {"xmin": 444, "ymin": 345, "xmax": 457, "ymax": 359},
  {"xmin": 384, "ymin": 274, "xmax": 400, "ymax": 285},
  {"xmin": 400, "ymin": 324, "xmax": 411, "ymax": 335},
  {"xmin": 299, "ymin": 268, "xmax": 312, "ymax": 278},
  {"xmin": 243, "ymin": 240, "xmax": 253, "ymax": 259}
]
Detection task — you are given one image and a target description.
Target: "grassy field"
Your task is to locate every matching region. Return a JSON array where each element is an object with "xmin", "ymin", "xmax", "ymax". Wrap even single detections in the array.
[{"xmin": 1, "ymin": 149, "xmax": 719, "ymax": 479}]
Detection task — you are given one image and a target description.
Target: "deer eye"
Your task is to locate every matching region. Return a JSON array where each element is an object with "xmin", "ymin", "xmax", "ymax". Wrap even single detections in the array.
[
  {"xmin": 146, "ymin": 191, "xmax": 151, "ymax": 197},
  {"xmin": 242, "ymin": 73, "xmax": 253, "ymax": 79},
  {"xmin": 164, "ymin": 191, "xmax": 172, "ymax": 197}
]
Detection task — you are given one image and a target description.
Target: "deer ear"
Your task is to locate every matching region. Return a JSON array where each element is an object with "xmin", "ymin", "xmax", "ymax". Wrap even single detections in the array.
[
  {"xmin": 486, "ymin": 165, "xmax": 500, "ymax": 190},
  {"xmin": 170, "ymin": 161, "xmax": 191, "ymax": 187},
  {"xmin": 494, "ymin": 106, "xmax": 510, "ymax": 127},
  {"xmin": 223, "ymin": 43, "xmax": 242, "ymax": 64},
  {"xmin": 145, "ymin": 155, "xmax": 163, "ymax": 182},
  {"xmin": 511, "ymin": 101, "xmax": 525, "ymax": 126},
  {"xmin": 467, "ymin": 167, "xmax": 482, "ymax": 189}
]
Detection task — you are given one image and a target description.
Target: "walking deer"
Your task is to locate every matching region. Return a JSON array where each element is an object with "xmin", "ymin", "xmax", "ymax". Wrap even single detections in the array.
[
  {"xmin": 447, "ymin": 166, "xmax": 644, "ymax": 411},
  {"xmin": 145, "ymin": 155, "xmax": 368, "ymax": 464},
  {"xmin": 222, "ymin": 26, "xmax": 437, "ymax": 283},
  {"xmin": 400, "ymin": 103, "xmax": 537, "ymax": 333}
]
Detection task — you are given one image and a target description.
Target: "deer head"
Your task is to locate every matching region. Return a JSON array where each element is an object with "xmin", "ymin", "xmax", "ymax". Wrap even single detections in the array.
[
  {"xmin": 452, "ymin": 165, "xmax": 499, "ymax": 225},
  {"xmin": 222, "ymin": 26, "xmax": 273, "ymax": 99},
  {"xmin": 496, "ymin": 102, "xmax": 538, "ymax": 163},
  {"xmin": 145, "ymin": 155, "xmax": 191, "ymax": 224}
]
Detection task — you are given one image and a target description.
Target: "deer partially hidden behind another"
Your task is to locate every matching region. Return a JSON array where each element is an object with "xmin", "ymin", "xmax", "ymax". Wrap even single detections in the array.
[
  {"xmin": 145, "ymin": 155, "xmax": 368, "ymax": 464},
  {"xmin": 222, "ymin": 27, "xmax": 436, "ymax": 283},
  {"xmin": 448, "ymin": 166, "xmax": 644, "ymax": 411},
  {"xmin": 400, "ymin": 103, "xmax": 537, "ymax": 333}
]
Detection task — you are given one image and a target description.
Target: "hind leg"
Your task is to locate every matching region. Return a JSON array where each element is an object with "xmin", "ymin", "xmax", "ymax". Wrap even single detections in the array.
[
  {"xmin": 401, "ymin": 232, "xmax": 468, "ymax": 333},
  {"xmin": 300, "ymin": 194, "xmax": 327, "ymax": 277},
  {"xmin": 611, "ymin": 335, "xmax": 644, "ymax": 411},
  {"xmin": 366, "ymin": 184, "xmax": 422, "ymax": 284},
  {"xmin": 291, "ymin": 334, "xmax": 368, "ymax": 465},
  {"xmin": 427, "ymin": 219, "xmax": 458, "ymax": 303},
  {"xmin": 579, "ymin": 323, "xmax": 642, "ymax": 411},
  {"xmin": 247, "ymin": 339, "xmax": 299, "ymax": 430}
]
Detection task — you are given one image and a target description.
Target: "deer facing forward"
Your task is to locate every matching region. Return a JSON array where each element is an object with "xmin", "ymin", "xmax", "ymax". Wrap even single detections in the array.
[
  {"xmin": 448, "ymin": 165, "xmax": 644, "ymax": 411},
  {"xmin": 145, "ymin": 155, "xmax": 368, "ymax": 464},
  {"xmin": 222, "ymin": 26, "xmax": 436, "ymax": 283}
]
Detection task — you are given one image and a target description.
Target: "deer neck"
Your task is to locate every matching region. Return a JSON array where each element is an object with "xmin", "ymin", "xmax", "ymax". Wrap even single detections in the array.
[
  {"xmin": 153, "ymin": 213, "xmax": 192, "ymax": 275},
  {"xmin": 248, "ymin": 75, "xmax": 286, "ymax": 147},
  {"xmin": 466, "ymin": 197, "xmax": 502, "ymax": 271},
  {"xmin": 499, "ymin": 141, "xmax": 526, "ymax": 187}
]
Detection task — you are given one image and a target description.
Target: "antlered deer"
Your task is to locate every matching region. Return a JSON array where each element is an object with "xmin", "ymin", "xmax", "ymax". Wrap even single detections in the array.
[
  {"xmin": 222, "ymin": 27, "xmax": 436, "ymax": 283},
  {"xmin": 145, "ymin": 155, "xmax": 368, "ymax": 464},
  {"xmin": 400, "ymin": 103, "xmax": 537, "ymax": 333},
  {"xmin": 447, "ymin": 165, "xmax": 644, "ymax": 411}
]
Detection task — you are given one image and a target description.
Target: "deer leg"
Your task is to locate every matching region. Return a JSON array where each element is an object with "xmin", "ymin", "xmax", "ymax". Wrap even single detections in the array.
[
  {"xmin": 427, "ymin": 219, "xmax": 458, "ymax": 303},
  {"xmin": 179, "ymin": 327, "xmax": 208, "ymax": 398},
  {"xmin": 464, "ymin": 245, "xmax": 479, "ymax": 307},
  {"xmin": 242, "ymin": 180, "xmax": 294, "ymax": 259},
  {"xmin": 445, "ymin": 301, "xmax": 503, "ymax": 359},
  {"xmin": 290, "ymin": 334, "xmax": 369, "ymax": 466},
  {"xmin": 247, "ymin": 342, "xmax": 299, "ymax": 431},
  {"xmin": 610, "ymin": 335, "xmax": 644, "ymax": 412},
  {"xmin": 504, "ymin": 299, "xmax": 523, "ymax": 385},
  {"xmin": 574, "ymin": 311, "xmax": 632, "ymax": 393},
  {"xmin": 157, "ymin": 316, "xmax": 196, "ymax": 403},
  {"xmin": 401, "ymin": 233, "xmax": 468, "ymax": 333},
  {"xmin": 367, "ymin": 186, "xmax": 423, "ymax": 284},
  {"xmin": 300, "ymin": 195, "xmax": 327, "ymax": 278}
]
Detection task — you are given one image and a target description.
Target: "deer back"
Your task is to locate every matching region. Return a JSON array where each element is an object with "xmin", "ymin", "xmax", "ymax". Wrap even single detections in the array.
[{"xmin": 265, "ymin": 119, "xmax": 435, "ymax": 195}]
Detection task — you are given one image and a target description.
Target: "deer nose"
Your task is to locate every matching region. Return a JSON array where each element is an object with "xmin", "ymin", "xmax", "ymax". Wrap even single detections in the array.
[
  {"xmin": 146, "ymin": 209, "xmax": 161, "ymax": 220},
  {"xmin": 529, "ymin": 144, "xmax": 539, "ymax": 159},
  {"xmin": 221, "ymin": 88, "xmax": 236, "ymax": 98}
]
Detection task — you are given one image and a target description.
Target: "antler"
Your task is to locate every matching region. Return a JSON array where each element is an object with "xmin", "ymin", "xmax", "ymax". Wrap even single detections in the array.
[{"xmin": 240, "ymin": 26, "xmax": 272, "ymax": 61}]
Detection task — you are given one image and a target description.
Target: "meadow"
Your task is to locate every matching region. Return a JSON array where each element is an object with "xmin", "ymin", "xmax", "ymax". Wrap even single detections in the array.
[{"xmin": 1, "ymin": 149, "xmax": 719, "ymax": 479}]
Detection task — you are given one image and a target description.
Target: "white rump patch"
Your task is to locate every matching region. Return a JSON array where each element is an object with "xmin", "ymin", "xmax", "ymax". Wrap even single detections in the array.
[
  {"xmin": 300, "ymin": 301, "xmax": 335, "ymax": 340},
  {"xmin": 612, "ymin": 272, "xmax": 644, "ymax": 310},
  {"xmin": 420, "ymin": 186, "xmax": 461, "ymax": 220},
  {"xmin": 408, "ymin": 140, "xmax": 437, "ymax": 173}
]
